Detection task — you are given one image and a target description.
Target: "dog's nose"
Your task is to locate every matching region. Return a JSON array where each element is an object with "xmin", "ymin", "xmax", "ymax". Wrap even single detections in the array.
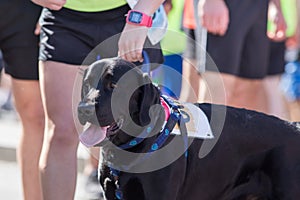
[{"xmin": 78, "ymin": 102, "xmax": 96, "ymax": 125}]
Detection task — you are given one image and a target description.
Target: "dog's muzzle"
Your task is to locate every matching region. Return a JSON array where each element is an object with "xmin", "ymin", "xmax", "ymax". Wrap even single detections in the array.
[{"xmin": 78, "ymin": 101, "xmax": 98, "ymax": 125}]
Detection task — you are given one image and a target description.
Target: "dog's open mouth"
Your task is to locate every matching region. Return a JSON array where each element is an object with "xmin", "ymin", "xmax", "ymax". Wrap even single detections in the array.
[
  {"xmin": 79, "ymin": 118, "xmax": 123, "ymax": 147},
  {"xmin": 106, "ymin": 118, "xmax": 123, "ymax": 138},
  {"xmin": 79, "ymin": 124, "xmax": 108, "ymax": 147}
]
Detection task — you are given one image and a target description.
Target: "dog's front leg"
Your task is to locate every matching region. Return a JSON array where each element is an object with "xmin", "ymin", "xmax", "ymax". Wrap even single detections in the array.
[{"xmin": 99, "ymin": 165, "xmax": 117, "ymax": 200}]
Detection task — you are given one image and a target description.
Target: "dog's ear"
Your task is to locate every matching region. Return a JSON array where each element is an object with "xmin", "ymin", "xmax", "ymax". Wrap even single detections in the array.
[
  {"xmin": 138, "ymin": 74, "xmax": 162, "ymax": 126},
  {"xmin": 98, "ymin": 66, "xmax": 117, "ymax": 92},
  {"xmin": 79, "ymin": 60, "xmax": 111, "ymax": 125}
]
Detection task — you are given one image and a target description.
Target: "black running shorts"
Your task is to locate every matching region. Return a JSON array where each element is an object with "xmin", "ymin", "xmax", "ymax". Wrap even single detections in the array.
[
  {"xmin": 199, "ymin": 0, "xmax": 272, "ymax": 79},
  {"xmin": 184, "ymin": 27, "xmax": 285, "ymax": 77},
  {"xmin": 39, "ymin": 5, "xmax": 164, "ymax": 68},
  {"xmin": 0, "ymin": 0, "xmax": 41, "ymax": 80},
  {"xmin": 267, "ymin": 41, "xmax": 285, "ymax": 75}
]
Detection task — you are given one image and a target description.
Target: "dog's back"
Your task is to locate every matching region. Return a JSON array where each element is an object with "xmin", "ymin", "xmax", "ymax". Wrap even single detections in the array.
[{"xmin": 181, "ymin": 103, "xmax": 300, "ymax": 199}]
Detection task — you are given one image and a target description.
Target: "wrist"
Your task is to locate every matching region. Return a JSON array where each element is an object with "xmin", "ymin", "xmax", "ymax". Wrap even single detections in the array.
[{"xmin": 126, "ymin": 10, "xmax": 153, "ymax": 27}]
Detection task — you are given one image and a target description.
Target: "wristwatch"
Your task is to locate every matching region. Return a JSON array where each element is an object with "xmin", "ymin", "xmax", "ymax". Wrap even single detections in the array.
[{"xmin": 126, "ymin": 10, "xmax": 153, "ymax": 27}]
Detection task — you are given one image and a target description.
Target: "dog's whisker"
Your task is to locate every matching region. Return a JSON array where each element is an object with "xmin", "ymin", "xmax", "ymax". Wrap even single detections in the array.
[{"xmin": 82, "ymin": 88, "xmax": 100, "ymax": 104}]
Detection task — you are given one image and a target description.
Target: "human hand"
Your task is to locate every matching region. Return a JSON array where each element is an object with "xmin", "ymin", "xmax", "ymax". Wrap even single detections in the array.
[
  {"xmin": 31, "ymin": 0, "xmax": 66, "ymax": 10},
  {"xmin": 267, "ymin": 2, "xmax": 287, "ymax": 41},
  {"xmin": 118, "ymin": 24, "xmax": 148, "ymax": 63},
  {"xmin": 34, "ymin": 22, "xmax": 41, "ymax": 35},
  {"xmin": 163, "ymin": 0, "xmax": 173, "ymax": 16},
  {"xmin": 198, "ymin": 0, "xmax": 229, "ymax": 36}
]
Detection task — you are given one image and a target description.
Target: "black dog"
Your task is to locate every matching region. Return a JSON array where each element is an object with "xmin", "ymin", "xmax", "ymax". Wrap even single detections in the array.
[{"xmin": 78, "ymin": 58, "xmax": 300, "ymax": 200}]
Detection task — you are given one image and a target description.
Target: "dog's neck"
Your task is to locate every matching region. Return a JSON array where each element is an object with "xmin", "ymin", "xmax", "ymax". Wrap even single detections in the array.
[
  {"xmin": 107, "ymin": 95, "xmax": 181, "ymax": 153},
  {"xmin": 115, "ymin": 104, "xmax": 166, "ymax": 152},
  {"xmin": 102, "ymin": 95, "xmax": 183, "ymax": 200}
]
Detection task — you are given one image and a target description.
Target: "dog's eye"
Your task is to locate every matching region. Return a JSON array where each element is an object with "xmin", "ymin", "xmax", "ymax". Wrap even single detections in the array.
[
  {"xmin": 105, "ymin": 82, "xmax": 117, "ymax": 91},
  {"xmin": 110, "ymin": 83, "xmax": 117, "ymax": 89}
]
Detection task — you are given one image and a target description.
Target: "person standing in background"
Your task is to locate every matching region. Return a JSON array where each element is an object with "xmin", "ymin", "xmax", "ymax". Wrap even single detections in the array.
[
  {"xmin": 0, "ymin": 1, "xmax": 44, "ymax": 200},
  {"xmin": 263, "ymin": 0, "xmax": 298, "ymax": 120},
  {"xmin": 197, "ymin": 0, "xmax": 287, "ymax": 113}
]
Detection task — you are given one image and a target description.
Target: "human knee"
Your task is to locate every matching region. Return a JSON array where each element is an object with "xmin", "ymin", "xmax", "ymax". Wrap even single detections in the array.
[
  {"xmin": 17, "ymin": 102, "xmax": 45, "ymax": 128},
  {"xmin": 46, "ymin": 118, "xmax": 79, "ymax": 147}
]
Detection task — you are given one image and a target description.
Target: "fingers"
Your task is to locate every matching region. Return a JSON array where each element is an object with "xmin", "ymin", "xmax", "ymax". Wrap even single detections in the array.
[
  {"xmin": 199, "ymin": 0, "xmax": 229, "ymax": 36},
  {"xmin": 48, "ymin": 3, "xmax": 64, "ymax": 10},
  {"xmin": 31, "ymin": 0, "xmax": 66, "ymax": 10},
  {"xmin": 218, "ymin": 15, "xmax": 229, "ymax": 35},
  {"xmin": 201, "ymin": 14, "xmax": 229, "ymax": 36},
  {"xmin": 267, "ymin": 20, "xmax": 287, "ymax": 41},
  {"xmin": 118, "ymin": 24, "xmax": 147, "ymax": 63},
  {"xmin": 34, "ymin": 23, "xmax": 41, "ymax": 35},
  {"xmin": 267, "ymin": 30, "xmax": 285, "ymax": 42},
  {"xmin": 118, "ymin": 48, "xmax": 143, "ymax": 63}
]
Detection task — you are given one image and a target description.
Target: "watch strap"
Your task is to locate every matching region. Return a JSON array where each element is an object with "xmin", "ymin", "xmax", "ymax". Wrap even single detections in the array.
[{"xmin": 126, "ymin": 10, "xmax": 153, "ymax": 27}]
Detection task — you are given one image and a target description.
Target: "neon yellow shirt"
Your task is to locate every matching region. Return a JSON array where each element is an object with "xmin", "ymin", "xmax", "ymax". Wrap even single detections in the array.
[
  {"xmin": 281, "ymin": 0, "xmax": 297, "ymax": 37},
  {"xmin": 161, "ymin": 0, "xmax": 186, "ymax": 55},
  {"xmin": 64, "ymin": 0, "xmax": 127, "ymax": 12}
]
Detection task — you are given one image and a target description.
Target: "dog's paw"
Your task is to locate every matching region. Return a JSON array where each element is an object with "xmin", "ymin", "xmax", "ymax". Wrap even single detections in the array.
[{"xmin": 103, "ymin": 177, "xmax": 116, "ymax": 200}]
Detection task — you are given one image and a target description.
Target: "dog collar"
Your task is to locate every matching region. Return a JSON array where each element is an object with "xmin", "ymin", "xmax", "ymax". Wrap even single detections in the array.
[
  {"xmin": 117, "ymin": 95, "xmax": 181, "ymax": 150},
  {"xmin": 160, "ymin": 96, "xmax": 171, "ymax": 121}
]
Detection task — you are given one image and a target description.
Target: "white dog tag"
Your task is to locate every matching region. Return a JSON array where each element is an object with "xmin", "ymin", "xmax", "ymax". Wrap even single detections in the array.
[{"xmin": 172, "ymin": 103, "xmax": 214, "ymax": 139}]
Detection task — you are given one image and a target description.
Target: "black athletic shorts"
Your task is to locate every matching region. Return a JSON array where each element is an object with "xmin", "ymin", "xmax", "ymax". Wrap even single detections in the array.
[
  {"xmin": 267, "ymin": 41, "xmax": 285, "ymax": 75},
  {"xmin": 39, "ymin": 5, "xmax": 164, "ymax": 69},
  {"xmin": 198, "ymin": 0, "xmax": 271, "ymax": 79},
  {"xmin": 185, "ymin": 27, "xmax": 285, "ymax": 76},
  {"xmin": 0, "ymin": 0, "xmax": 41, "ymax": 80}
]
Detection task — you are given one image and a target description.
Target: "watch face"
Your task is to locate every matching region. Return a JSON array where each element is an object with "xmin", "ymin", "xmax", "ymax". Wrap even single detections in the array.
[{"xmin": 129, "ymin": 11, "xmax": 142, "ymax": 24}]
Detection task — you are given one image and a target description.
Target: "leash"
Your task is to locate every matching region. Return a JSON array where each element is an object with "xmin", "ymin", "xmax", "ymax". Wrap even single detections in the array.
[
  {"xmin": 98, "ymin": 51, "xmax": 151, "ymax": 74},
  {"xmin": 140, "ymin": 50, "xmax": 151, "ymax": 76}
]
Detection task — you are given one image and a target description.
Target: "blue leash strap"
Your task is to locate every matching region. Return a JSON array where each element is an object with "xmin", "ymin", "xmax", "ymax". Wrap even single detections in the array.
[
  {"xmin": 148, "ymin": 109, "xmax": 181, "ymax": 152},
  {"xmin": 118, "ymin": 124, "xmax": 155, "ymax": 150},
  {"xmin": 141, "ymin": 50, "xmax": 151, "ymax": 76}
]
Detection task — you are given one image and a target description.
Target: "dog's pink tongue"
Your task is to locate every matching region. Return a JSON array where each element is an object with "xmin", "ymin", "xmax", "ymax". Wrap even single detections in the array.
[{"xmin": 79, "ymin": 124, "xmax": 107, "ymax": 147}]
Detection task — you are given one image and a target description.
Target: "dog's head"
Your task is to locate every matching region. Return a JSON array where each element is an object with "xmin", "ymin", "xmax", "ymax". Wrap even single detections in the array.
[{"xmin": 78, "ymin": 58, "xmax": 164, "ymax": 147}]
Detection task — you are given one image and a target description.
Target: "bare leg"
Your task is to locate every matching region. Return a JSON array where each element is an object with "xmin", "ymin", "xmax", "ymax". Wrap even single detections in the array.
[
  {"xmin": 228, "ymin": 77, "xmax": 268, "ymax": 113},
  {"xmin": 83, "ymin": 147, "xmax": 103, "ymax": 199},
  {"xmin": 287, "ymin": 100, "xmax": 300, "ymax": 121},
  {"xmin": 179, "ymin": 59, "xmax": 201, "ymax": 102},
  {"xmin": 84, "ymin": 147, "xmax": 100, "ymax": 175},
  {"xmin": 201, "ymin": 72, "xmax": 268, "ymax": 113},
  {"xmin": 12, "ymin": 79, "xmax": 45, "ymax": 200},
  {"xmin": 199, "ymin": 71, "xmax": 227, "ymax": 105},
  {"xmin": 263, "ymin": 75, "xmax": 289, "ymax": 119},
  {"xmin": 39, "ymin": 61, "xmax": 83, "ymax": 200}
]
